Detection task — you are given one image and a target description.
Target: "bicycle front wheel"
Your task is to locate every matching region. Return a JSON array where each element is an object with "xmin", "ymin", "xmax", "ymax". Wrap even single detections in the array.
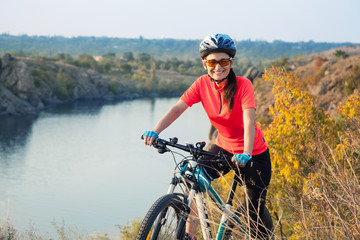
[{"xmin": 136, "ymin": 194, "xmax": 186, "ymax": 240}]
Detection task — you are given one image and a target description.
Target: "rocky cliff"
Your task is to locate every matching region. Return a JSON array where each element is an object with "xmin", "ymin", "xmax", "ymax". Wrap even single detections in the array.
[{"xmin": 0, "ymin": 54, "xmax": 130, "ymax": 114}]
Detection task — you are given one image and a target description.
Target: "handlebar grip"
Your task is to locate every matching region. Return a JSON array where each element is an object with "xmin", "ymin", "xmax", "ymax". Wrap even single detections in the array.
[{"xmin": 228, "ymin": 156, "xmax": 253, "ymax": 168}]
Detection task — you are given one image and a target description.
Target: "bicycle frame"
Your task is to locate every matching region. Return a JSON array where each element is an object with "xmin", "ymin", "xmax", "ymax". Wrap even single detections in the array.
[
  {"xmin": 166, "ymin": 169, "xmax": 250, "ymax": 240},
  {"xmin": 148, "ymin": 137, "xmax": 252, "ymax": 240}
]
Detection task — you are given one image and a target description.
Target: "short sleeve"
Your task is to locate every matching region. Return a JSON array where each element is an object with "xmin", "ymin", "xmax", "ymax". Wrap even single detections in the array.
[
  {"xmin": 239, "ymin": 77, "xmax": 256, "ymax": 110},
  {"xmin": 180, "ymin": 77, "xmax": 202, "ymax": 107}
]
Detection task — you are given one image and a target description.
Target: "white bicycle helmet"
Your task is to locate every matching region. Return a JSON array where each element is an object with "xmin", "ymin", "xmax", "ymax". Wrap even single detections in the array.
[{"xmin": 199, "ymin": 34, "xmax": 236, "ymax": 59}]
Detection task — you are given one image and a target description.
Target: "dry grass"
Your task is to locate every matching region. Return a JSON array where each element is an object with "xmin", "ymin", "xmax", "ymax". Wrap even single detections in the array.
[{"xmin": 0, "ymin": 219, "xmax": 113, "ymax": 240}]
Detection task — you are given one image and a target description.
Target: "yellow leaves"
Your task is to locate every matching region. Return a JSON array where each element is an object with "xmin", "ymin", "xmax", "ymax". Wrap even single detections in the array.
[
  {"xmin": 339, "ymin": 92, "xmax": 360, "ymax": 119},
  {"xmin": 263, "ymin": 67, "xmax": 334, "ymax": 197},
  {"xmin": 262, "ymin": 67, "xmax": 360, "ymax": 239},
  {"xmin": 234, "ymin": 67, "xmax": 354, "ymax": 234},
  {"xmin": 218, "ymin": 170, "xmax": 234, "ymax": 190},
  {"xmin": 289, "ymin": 222, "xmax": 307, "ymax": 240},
  {"xmin": 334, "ymin": 143, "xmax": 346, "ymax": 160}
]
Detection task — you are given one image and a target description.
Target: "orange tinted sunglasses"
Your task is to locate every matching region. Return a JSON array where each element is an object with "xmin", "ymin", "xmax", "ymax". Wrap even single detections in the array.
[{"xmin": 204, "ymin": 58, "xmax": 232, "ymax": 67}]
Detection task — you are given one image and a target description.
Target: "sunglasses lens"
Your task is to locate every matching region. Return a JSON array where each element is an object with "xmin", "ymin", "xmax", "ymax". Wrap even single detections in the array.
[
  {"xmin": 219, "ymin": 59, "xmax": 230, "ymax": 67},
  {"xmin": 206, "ymin": 60, "xmax": 217, "ymax": 67},
  {"xmin": 205, "ymin": 59, "xmax": 231, "ymax": 67}
]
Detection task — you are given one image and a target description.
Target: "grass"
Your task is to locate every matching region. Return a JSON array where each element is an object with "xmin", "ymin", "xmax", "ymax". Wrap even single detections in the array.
[{"xmin": 0, "ymin": 219, "xmax": 115, "ymax": 240}]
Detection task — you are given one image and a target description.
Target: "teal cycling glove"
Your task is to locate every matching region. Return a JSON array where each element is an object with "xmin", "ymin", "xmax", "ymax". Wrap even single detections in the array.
[
  {"xmin": 233, "ymin": 153, "xmax": 251, "ymax": 165},
  {"xmin": 143, "ymin": 131, "xmax": 159, "ymax": 139}
]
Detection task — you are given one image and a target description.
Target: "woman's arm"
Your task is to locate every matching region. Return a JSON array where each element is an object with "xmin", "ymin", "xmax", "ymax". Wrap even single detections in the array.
[
  {"xmin": 144, "ymin": 99, "xmax": 189, "ymax": 145},
  {"xmin": 243, "ymin": 108, "xmax": 256, "ymax": 155},
  {"xmin": 232, "ymin": 108, "xmax": 256, "ymax": 167}
]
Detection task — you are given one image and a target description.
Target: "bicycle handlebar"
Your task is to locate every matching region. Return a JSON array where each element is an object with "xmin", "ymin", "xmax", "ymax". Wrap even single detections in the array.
[
  {"xmin": 142, "ymin": 135, "xmax": 254, "ymax": 168},
  {"xmin": 142, "ymin": 135, "xmax": 231, "ymax": 162}
]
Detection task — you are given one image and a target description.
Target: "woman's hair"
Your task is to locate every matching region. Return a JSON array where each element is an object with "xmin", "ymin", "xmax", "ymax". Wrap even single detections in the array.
[{"xmin": 223, "ymin": 68, "xmax": 237, "ymax": 113}]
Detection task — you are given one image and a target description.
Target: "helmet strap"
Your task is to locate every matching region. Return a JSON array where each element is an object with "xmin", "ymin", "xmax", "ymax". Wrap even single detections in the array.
[{"xmin": 208, "ymin": 74, "xmax": 227, "ymax": 84}]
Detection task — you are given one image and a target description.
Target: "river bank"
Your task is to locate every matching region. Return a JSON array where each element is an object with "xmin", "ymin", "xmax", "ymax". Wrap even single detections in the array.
[{"xmin": 0, "ymin": 54, "xmax": 196, "ymax": 115}]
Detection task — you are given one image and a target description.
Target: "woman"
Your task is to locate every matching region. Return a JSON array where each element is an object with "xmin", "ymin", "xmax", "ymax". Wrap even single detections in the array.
[{"xmin": 143, "ymin": 34, "xmax": 271, "ymax": 239}]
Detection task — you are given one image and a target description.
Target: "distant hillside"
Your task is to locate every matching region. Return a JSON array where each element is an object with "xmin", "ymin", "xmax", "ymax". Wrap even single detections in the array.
[
  {"xmin": 254, "ymin": 46, "xmax": 360, "ymax": 123},
  {"xmin": 0, "ymin": 34, "xmax": 357, "ymax": 61},
  {"xmin": 1, "ymin": 45, "xmax": 359, "ymax": 115}
]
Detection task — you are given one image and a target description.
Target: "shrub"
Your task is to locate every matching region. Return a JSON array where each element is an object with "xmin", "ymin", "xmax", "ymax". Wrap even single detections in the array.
[
  {"xmin": 344, "ymin": 65, "xmax": 360, "ymax": 95},
  {"xmin": 118, "ymin": 218, "xmax": 142, "ymax": 240},
  {"xmin": 263, "ymin": 67, "xmax": 360, "ymax": 239},
  {"xmin": 32, "ymin": 66, "xmax": 51, "ymax": 86},
  {"xmin": 0, "ymin": 219, "xmax": 17, "ymax": 239},
  {"xmin": 55, "ymin": 68, "xmax": 75, "ymax": 100},
  {"xmin": 107, "ymin": 81, "xmax": 122, "ymax": 94},
  {"xmin": 334, "ymin": 49, "xmax": 348, "ymax": 59}
]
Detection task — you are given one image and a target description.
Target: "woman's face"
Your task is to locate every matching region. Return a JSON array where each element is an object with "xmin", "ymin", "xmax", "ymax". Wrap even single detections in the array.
[{"xmin": 203, "ymin": 52, "xmax": 234, "ymax": 82}]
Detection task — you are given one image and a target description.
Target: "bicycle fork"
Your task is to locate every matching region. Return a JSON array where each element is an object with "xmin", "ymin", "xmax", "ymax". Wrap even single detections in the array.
[
  {"xmin": 182, "ymin": 188, "xmax": 213, "ymax": 240},
  {"xmin": 195, "ymin": 192, "xmax": 212, "ymax": 239}
]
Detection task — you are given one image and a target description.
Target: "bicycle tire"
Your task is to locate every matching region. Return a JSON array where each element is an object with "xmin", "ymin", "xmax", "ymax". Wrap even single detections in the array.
[{"xmin": 136, "ymin": 194, "xmax": 186, "ymax": 240}]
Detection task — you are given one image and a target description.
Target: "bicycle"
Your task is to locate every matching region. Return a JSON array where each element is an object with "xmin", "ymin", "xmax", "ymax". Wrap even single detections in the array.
[{"xmin": 136, "ymin": 137, "xmax": 274, "ymax": 240}]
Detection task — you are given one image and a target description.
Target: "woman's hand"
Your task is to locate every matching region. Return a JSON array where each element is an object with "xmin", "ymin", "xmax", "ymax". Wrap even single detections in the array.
[
  {"xmin": 232, "ymin": 153, "xmax": 251, "ymax": 167},
  {"xmin": 143, "ymin": 131, "xmax": 158, "ymax": 146}
]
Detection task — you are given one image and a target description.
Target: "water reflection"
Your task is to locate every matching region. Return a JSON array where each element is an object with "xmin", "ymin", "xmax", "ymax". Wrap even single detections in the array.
[
  {"xmin": 45, "ymin": 99, "xmax": 125, "ymax": 115},
  {"xmin": 0, "ymin": 115, "xmax": 37, "ymax": 161}
]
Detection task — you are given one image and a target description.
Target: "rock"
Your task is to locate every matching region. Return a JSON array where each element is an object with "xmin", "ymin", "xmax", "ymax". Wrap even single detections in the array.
[
  {"xmin": 0, "ymin": 54, "xmax": 123, "ymax": 114},
  {"xmin": 1, "ymin": 53, "xmax": 15, "ymax": 68},
  {"xmin": 0, "ymin": 85, "xmax": 37, "ymax": 115},
  {"xmin": 243, "ymin": 66, "xmax": 260, "ymax": 83}
]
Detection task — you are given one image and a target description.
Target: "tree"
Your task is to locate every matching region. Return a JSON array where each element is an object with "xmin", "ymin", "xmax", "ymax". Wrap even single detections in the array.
[
  {"xmin": 263, "ymin": 67, "xmax": 360, "ymax": 239},
  {"xmin": 102, "ymin": 52, "xmax": 116, "ymax": 59},
  {"xmin": 122, "ymin": 52, "xmax": 134, "ymax": 61},
  {"xmin": 78, "ymin": 54, "xmax": 98, "ymax": 69},
  {"xmin": 119, "ymin": 63, "xmax": 132, "ymax": 74}
]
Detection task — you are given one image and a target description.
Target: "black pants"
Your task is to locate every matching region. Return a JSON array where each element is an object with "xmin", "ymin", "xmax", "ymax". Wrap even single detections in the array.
[{"xmin": 198, "ymin": 145, "xmax": 272, "ymax": 238}]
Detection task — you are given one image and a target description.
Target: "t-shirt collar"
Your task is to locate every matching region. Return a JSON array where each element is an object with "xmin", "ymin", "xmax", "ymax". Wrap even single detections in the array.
[{"xmin": 210, "ymin": 76, "xmax": 227, "ymax": 91}]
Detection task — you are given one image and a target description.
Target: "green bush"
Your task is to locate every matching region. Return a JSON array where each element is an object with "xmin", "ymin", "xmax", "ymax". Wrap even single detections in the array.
[
  {"xmin": 32, "ymin": 66, "xmax": 50, "ymax": 83},
  {"xmin": 55, "ymin": 68, "xmax": 75, "ymax": 100},
  {"xmin": 334, "ymin": 49, "xmax": 348, "ymax": 59},
  {"xmin": 107, "ymin": 81, "xmax": 122, "ymax": 94}
]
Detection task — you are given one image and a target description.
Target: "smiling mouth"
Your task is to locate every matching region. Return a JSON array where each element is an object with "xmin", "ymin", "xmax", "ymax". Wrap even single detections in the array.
[{"xmin": 214, "ymin": 71, "xmax": 224, "ymax": 75}]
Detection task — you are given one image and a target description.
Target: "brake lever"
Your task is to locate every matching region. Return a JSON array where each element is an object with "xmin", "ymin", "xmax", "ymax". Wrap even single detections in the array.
[{"xmin": 153, "ymin": 139, "xmax": 169, "ymax": 154}]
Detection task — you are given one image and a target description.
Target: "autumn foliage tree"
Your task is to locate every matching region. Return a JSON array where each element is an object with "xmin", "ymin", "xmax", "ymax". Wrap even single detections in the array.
[{"xmin": 262, "ymin": 67, "xmax": 360, "ymax": 239}]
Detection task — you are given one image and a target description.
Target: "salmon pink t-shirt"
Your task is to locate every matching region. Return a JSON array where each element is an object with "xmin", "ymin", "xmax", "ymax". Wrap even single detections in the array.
[{"xmin": 180, "ymin": 75, "xmax": 267, "ymax": 155}]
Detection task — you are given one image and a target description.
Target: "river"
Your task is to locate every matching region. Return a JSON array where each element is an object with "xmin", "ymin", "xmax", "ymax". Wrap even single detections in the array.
[{"xmin": 0, "ymin": 98, "xmax": 210, "ymax": 239}]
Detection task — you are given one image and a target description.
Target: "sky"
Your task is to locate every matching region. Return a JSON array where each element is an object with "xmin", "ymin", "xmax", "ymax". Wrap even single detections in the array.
[{"xmin": 1, "ymin": 0, "xmax": 359, "ymax": 43}]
